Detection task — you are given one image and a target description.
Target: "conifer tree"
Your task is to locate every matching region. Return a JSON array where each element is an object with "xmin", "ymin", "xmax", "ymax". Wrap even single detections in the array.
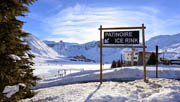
[
  {"xmin": 0, "ymin": 0, "xmax": 39, "ymax": 101},
  {"xmin": 117, "ymin": 60, "xmax": 122, "ymax": 67},
  {"xmin": 121, "ymin": 54, "xmax": 123, "ymax": 66},
  {"xmin": 147, "ymin": 52, "xmax": 157, "ymax": 65},
  {"xmin": 111, "ymin": 60, "xmax": 117, "ymax": 68}
]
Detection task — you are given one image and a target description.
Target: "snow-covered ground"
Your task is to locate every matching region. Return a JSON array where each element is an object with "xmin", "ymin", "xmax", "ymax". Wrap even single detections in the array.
[
  {"xmin": 19, "ymin": 64, "xmax": 180, "ymax": 102},
  {"xmin": 33, "ymin": 64, "xmax": 111, "ymax": 79},
  {"xmin": 32, "ymin": 64, "xmax": 180, "ymax": 89},
  {"xmin": 21, "ymin": 78, "xmax": 180, "ymax": 102},
  {"xmin": 33, "ymin": 64, "xmax": 180, "ymax": 80}
]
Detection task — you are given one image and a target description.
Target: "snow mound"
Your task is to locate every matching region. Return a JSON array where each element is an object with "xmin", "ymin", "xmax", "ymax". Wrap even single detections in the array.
[
  {"xmin": 8, "ymin": 54, "xmax": 21, "ymax": 62},
  {"xmin": 3, "ymin": 85, "xmax": 19, "ymax": 98}
]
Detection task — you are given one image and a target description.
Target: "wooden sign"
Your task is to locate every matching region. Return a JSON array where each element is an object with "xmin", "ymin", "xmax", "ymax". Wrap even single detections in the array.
[
  {"xmin": 104, "ymin": 31, "xmax": 139, "ymax": 44},
  {"xmin": 99, "ymin": 24, "xmax": 146, "ymax": 84}
]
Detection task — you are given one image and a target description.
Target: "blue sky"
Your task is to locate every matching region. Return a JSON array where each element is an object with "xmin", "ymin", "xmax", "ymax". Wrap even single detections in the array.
[{"xmin": 20, "ymin": 0, "xmax": 180, "ymax": 44}]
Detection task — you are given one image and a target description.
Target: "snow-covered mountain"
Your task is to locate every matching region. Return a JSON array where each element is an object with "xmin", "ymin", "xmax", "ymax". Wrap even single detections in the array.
[
  {"xmin": 24, "ymin": 33, "xmax": 180, "ymax": 63},
  {"xmin": 25, "ymin": 34, "xmax": 60, "ymax": 58},
  {"xmin": 146, "ymin": 33, "xmax": 180, "ymax": 59},
  {"xmin": 44, "ymin": 33, "xmax": 180, "ymax": 61},
  {"xmin": 146, "ymin": 33, "xmax": 180, "ymax": 51},
  {"xmin": 43, "ymin": 40, "xmax": 124, "ymax": 63}
]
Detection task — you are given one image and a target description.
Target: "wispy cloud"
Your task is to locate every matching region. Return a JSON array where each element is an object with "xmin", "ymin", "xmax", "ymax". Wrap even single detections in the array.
[{"xmin": 43, "ymin": 3, "xmax": 180, "ymax": 43}]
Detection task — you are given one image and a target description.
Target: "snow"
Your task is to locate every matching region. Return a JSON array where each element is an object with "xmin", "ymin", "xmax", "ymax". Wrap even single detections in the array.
[
  {"xmin": 146, "ymin": 33, "xmax": 180, "ymax": 51},
  {"xmin": 146, "ymin": 33, "xmax": 180, "ymax": 59},
  {"xmin": 2, "ymin": 83, "xmax": 26, "ymax": 98},
  {"xmin": 20, "ymin": 78, "xmax": 180, "ymax": 102},
  {"xmin": 24, "ymin": 33, "xmax": 180, "ymax": 64},
  {"xmin": 33, "ymin": 64, "xmax": 111, "ymax": 80},
  {"xmin": 25, "ymin": 34, "xmax": 60, "ymax": 59},
  {"xmin": 3, "ymin": 85, "xmax": 19, "ymax": 98},
  {"xmin": 19, "ymin": 83, "xmax": 26, "ymax": 88},
  {"xmin": 32, "ymin": 65, "xmax": 180, "ymax": 90},
  {"xmin": 44, "ymin": 40, "xmax": 126, "ymax": 63},
  {"xmin": 42, "ymin": 33, "xmax": 180, "ymax": 63},
  {"xmin": 9, "ymin": 54, "xmax": 21, "ymax": 62},
  {"xmin": 19, "ymin": 33, "xmax": 180, "ymax": 101}
]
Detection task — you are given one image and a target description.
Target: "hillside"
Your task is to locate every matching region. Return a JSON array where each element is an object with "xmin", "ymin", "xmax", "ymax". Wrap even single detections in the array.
[
  {"xmin": 43, "ymin": 40, "xmax": 125, "ymax": 63},
  {"xmin": 24, "ymin": 33, "xmax": 180, "ymax": 64},
  {"xmin": 146, "ymin": 33, "xmax": 180, "ymax": 50},
  {"xmin": 146, "ymin": 33, "xmax": 180, "ymax": 59},
  {"xmin": 43, "ymin": 33, "xmax": 180, "ymax": 62},
  {"xmin": 25, "ymin": 34, "xmax": 60, "ymax": 59}
]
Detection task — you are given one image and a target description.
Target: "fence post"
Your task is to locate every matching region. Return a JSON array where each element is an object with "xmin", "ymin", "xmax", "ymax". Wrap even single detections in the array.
[{"xmin": 156, "ymin": 45, "xmax": 158, "ymax": 78}]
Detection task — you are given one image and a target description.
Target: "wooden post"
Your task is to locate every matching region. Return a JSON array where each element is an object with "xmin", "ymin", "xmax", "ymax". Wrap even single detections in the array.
[
  {"xmin": 142, "ymin": 24, "xmax": 146, "ymax": 82},
  {"xmin": 131, "ymin": 48, "xmax": 135, "ymax": 66},
  {"xmin": 131, "ymin": 49, "xmax": 134, "ymax": 66},
  {"xmin": 156, "ymin": 45, "xmax": 158, "ymax": 78},
  {"xmin": 100, "ymin": 25, "xmax": 103, "ymax": 84}
]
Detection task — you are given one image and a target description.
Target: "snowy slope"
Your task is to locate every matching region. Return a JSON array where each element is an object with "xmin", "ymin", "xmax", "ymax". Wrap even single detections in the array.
[
  {"xmin": 146, "ymin": 33, "xmax": 180, "ymax": 50},
  {"xmin": 146, "ymin": 33, "xmax": 180, "ymax": 59},
  {"xmin": 25, "ymin": 34, "xmax": 60, "ymax": 58},
  {"xmin": 162, "ymin": 43, "xmax": 180, "ymax": 59},
  {"xmin": 44, "ymin": 40, "xmax": 125, "ymax": 63}
]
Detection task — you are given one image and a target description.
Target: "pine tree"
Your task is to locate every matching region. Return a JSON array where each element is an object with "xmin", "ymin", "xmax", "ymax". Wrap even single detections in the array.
[
  {"xmin": 121, "ymin": 54, "xmax": 123, "ymax": 66},
  {"xmin": 111, "ymin": 60, "xmax": 117, "ymax": 68},
  {"xmin": 0, "ymin": 0, "xmax": 39, "ymax": 101},
  {"xmin": 147, "ymin": 52, "xmax": 157, "ymax": 65},
  {"xmin": 117, "ymin": 60, "xmax": 122, "ymax": 67}
]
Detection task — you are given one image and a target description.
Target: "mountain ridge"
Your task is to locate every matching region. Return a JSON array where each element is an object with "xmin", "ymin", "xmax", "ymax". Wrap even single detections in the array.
[
  {"xmin": 24, "ymin": 33, "xmax": 180, "ymax": 64},
  {"xmin": 44, "ymin": 33, "xmax": 180, "ymax": 60},
  {"xmin": 25, "ymin": 34, "xmax": 60, "ymax": 58}
]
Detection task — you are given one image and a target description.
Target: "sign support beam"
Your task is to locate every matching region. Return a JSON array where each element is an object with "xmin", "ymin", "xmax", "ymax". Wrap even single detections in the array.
[
  {"xmin": 142, "ymin": 24, "xmax": 147, "ymax": 82},
  {"xmin": 100, "ymin": 25, "xmax": 103, "ymax": 84},
  {"xmin": 101, "ymin": 46, "xmax": 146, "ymax": 48},
  {"xmin": 99, "ymin": 27, "xmax": 146, "ymax": 30}
]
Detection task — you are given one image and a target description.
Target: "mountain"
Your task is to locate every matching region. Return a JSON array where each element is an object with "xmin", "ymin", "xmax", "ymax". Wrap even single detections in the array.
[
  {"xmin": 23, "ymin": 33, "xmax": 180, "ymax": 64},
  {"xmin": 146, "ymin": 33, "xmax": 180, "ymax": 59},
  {"xmin": 43, "ymin": 40, "xmax": 125, "ymax": 63},
  {"xmin": 44, "ymin": 33, "xmax": 180, "ymax": 61},
  {"xmin": 25, "ymin": 34, "xmax": 60, "ymax": 58},
  {"xmin": 146, "ymin": 33, "xmax": 180, "ymax": 50}
]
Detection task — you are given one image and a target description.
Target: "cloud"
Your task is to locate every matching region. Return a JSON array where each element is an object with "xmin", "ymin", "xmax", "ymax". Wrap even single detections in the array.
[{"xmin": 43, "ymin": 3, "xmax": 179, "ymax": 43}]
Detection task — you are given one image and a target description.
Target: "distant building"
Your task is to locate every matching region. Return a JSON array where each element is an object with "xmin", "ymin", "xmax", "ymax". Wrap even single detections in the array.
[{"xmin": 124, "ymin": 50, "xmax": 161, "ymax": 66}]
